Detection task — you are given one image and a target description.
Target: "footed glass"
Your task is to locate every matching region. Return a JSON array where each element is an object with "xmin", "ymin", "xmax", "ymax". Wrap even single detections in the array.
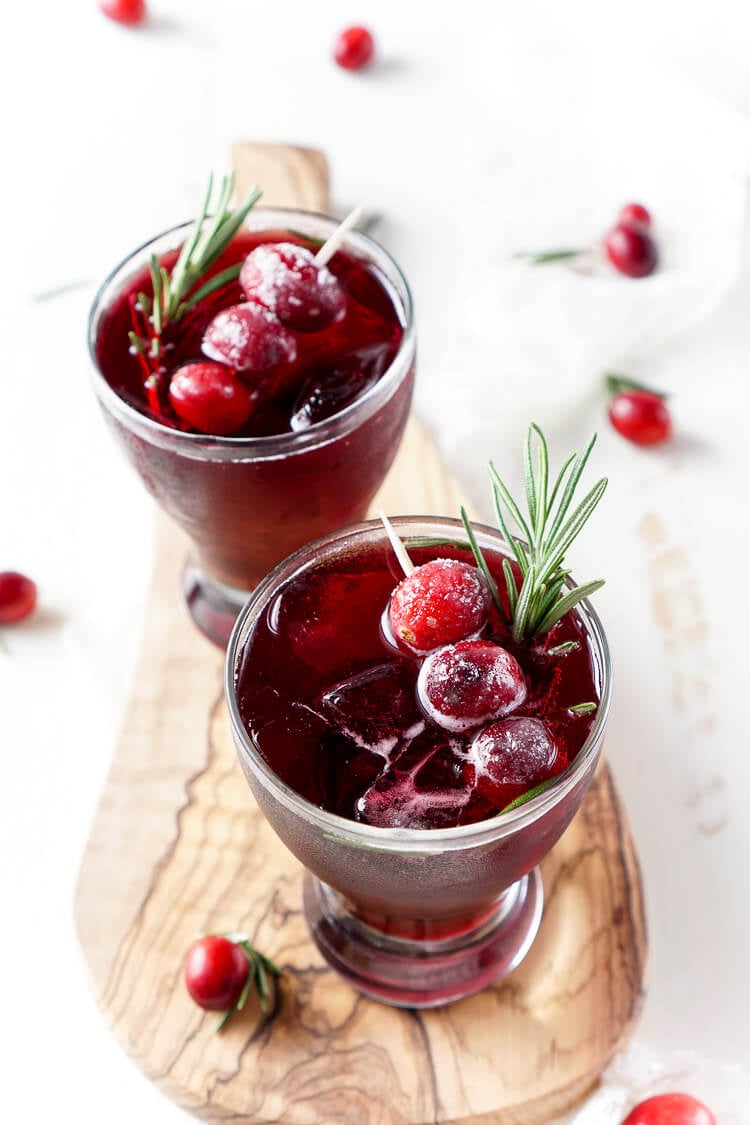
[
  {"xmin": 89, "ymin": 209, "xmax": 415, "ymax": 646},
  {"xmin": 225, "ymin": 517, "xmax": 612, "ymax": 1008}
]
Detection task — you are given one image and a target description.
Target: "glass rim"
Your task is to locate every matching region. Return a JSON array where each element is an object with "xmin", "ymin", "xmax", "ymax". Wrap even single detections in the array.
[
  {"xmin": 225, "ymin": 515, "xmax": 612, "ymax": 853},
  {"xmin": 87, "ymin": 206, "xmax": 416, "ymax": 457}
]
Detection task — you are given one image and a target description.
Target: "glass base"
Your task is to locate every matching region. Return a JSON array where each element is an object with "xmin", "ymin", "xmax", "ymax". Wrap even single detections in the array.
[
  {"xmin": 182, "ymin": 561, "xmax": 250, "ymax": 647},
  {"xmin": 302, "ymin": 868, "xmax": 543, "ymax": 1009}
]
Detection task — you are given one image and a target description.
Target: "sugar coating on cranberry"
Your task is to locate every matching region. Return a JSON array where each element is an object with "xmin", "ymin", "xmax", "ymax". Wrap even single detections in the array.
[
  {"xmin": 388, "ymin": 559, "xmax": 491, "ymax": 655},
  {"xmin": 417, "ymin": 641, "xmax": 527, "ymax": 732},
  {"xmin": 239, "ymin": 242, "xmax": 346, "ymax": 332},
  {"xmin": 470, "ymin": 717, "xmax": 558, "ymax": 788},
  {"xmin": 202, "ymin": 302, "xmax": 297, "ymax": 375}
]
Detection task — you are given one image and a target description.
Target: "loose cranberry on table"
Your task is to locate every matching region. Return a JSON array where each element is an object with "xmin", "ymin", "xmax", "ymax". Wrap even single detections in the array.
[
  {"xmin": 606, "ymin": 374, "xmax": 672, "ymax": 447},
  {"xmin": 239, "ymin": 243, "xmax": 346, "ymax": 332},
  {"xmin": 333, "ymin": 25, "xmax": 375, "ymax": 70},
  {"xmin": 619, "ymin": 201, "xmax": 652, "ymax": 228},
  {"xmin": 0, "ymin": 571, "xmax": 37, "ymax": 624},
  {"xmin": 168, "ymin": 362, "xmax": 257, "ymax": 436},
  {"xmin": 621, "ymin": 1092, "xmax": 717, "ymax": 1125},
  {"xmin": 604, "ymin": 221, "xmax": 659, "ymax": 278},
  {"xmin": 184, "ymin": 933, "xmax": 281, "ymax": 1030},
  {"xmin": 388, "ymin": 558, "xmax": 491, "ymax": 655},
  {"xmin": 98, "ymin": 0, "xmax": 147, "ymax": 26}
]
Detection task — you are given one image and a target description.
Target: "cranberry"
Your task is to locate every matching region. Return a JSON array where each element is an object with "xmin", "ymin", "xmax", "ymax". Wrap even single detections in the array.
[
  {"xmin": 388, "ymin": 559, "xmax": 491, "ymax": 655},
  {"xmin": 184, "ymin": 936, "xmax": 249, "ymax": 1011},
  {"xmin": 604, "ymin": 222, "xmax": 659, "ymax": 278},
  {"xmin": 609, "ymin": 389, "xmax": 672, "ymax": 446},
  {"xmin": 202, "ymin": 302, "xmax": 297, "ymax": 376},
  {"xmin": 470, "ymin": 716, "xmax": 559, "ymax": 804},
  {"xmin": 239, "ymin": 243, "xmax": 345, "ymax": 332},
  {"xmin": 619, "ymin": 202, "xmax": 652, "ymax": 228},
  {"xmin": 333, "ymin": 25, "xmax": 375, "ymax": 71},
  {"xmin": 168, "ymin": 362, "xmax": 257, "ymax": 436},
  {"xmin": 621, "ymin": 1093, "xmax": 717, "ymax": 1125},
  {"xmin": 417, "ymin": 640, "xmax": 527, "ymax": 732},
  {"xmin": 98, "ymin": 0, "xmax": 147, "ymax": 25},
  {"xmin": 0, "ymin": 571, "xmax": 37, "ymax": 624}
]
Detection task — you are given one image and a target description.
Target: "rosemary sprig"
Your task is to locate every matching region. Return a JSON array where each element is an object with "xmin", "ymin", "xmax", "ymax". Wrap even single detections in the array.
[
  {"xmin": 128, "ymin": 172, "xmax": 262, "ymax": 373},
  {"xmin": 468, "ymin": 424, "xmax": 607, "ymax": 643},
  {"xmin": 214, "ymin": 931, "xmax": 281, "ymax": 1032}
]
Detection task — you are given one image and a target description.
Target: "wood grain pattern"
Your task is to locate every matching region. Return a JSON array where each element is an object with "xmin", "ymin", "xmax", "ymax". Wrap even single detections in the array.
[{"xmin": 74, "ymin": 143, "xmax": 647, "ymax": 1125}]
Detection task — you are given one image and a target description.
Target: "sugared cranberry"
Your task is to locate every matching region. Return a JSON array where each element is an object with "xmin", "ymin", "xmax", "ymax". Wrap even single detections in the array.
[
  {"xmin": 168, "ymin": 362, "xmax": 257, "ymax": 436},
  {"xmin": 388, "ymin": 559, "xmax": 491, "ymax": 655},
  {"xmin": 98, "ymin": 0, "xmax": 147, "ymax": 25},
  {"xmin": 0, "ymin": 572, "xmax": 37, "ymax": 624},
  {"xmin": 470, "ymin": 717, "xmax": 558, "ymax": 795},
  {"xmin": 618, "ymin": 202, "xmax": 652, "ymax": 228},
  {"xmin": 621, "ymin": 1093, "xmax": 716, "ymax": 1125},
  {"xmin": 609, "ymin": 389, "xmax": 672, "ymax": 446},
  {"xmin": 604, "ymin": 222, "xmax": 659, "ymax": 278},
  {"xmin": 333, "ymin": 25, "xmax": 375, "ymax": 71},
  {"xmin": 202, "ymin": 303, "xmax": 297, "ymax": 376},
  {"xmin": 239, "ymin": 243, "xmax": 345, "ymax": 332},
  {"xmin": 417, "ymin": 641, "xmax": 527, "ymax": 732}
]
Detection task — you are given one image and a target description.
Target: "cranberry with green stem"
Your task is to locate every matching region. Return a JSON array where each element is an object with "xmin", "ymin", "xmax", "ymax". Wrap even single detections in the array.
[
  {"xmin": 184, "ymin": 932, "xmax": 281, "ymax": 1031},
  {"xmin": 0, "ymin": 572, "xmax": 37, "ymax": 624},
  {"xmin": 168, "ymin": 362, "xmax": 257, "ymax": 436},
  {"xmin": 98, "ymin": 0, "xmax": 147, "ymax": 26},
  {"xmin": 333, "ymin": 25, "xmax": 375, "ymax": 70},
  {"xmin": 620, "ymin": 1093, "xmax": 716, "ymax": 1125},
  {"xmin": 606, "ymin": 373, "xmax": 672, "ymax": 447}
]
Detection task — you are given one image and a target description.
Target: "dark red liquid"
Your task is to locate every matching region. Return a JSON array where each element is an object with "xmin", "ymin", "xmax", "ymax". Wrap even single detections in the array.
[
  {"xmin": 96, "ymin": 229, "xmax": 404, "ymax": 436},
  {"xmin": 236, "ymin": 540, "xmax": 599, "ymax": 829},
  {"xmin": 92, "ymin": 228, "xmax": 414, "ymax": 593}
]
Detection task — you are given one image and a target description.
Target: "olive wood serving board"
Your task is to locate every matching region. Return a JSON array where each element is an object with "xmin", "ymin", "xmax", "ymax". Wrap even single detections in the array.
[{"xmin": 74, "ymin": 142, "xmax": 647, "ymax": 1125}]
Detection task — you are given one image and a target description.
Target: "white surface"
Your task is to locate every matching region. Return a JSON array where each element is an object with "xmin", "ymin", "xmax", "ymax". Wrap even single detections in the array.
[{"xmin": 3, "ymin": 1, "xmax": 750, "ymax": 1121}]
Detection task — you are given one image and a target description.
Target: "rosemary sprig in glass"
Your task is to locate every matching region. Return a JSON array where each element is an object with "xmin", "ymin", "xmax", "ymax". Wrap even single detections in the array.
[
  {"xmin": 462, "ymin": 424, "xmax": 607, "ymax": 643},
  {"xmin": 128, "ymin": 172, "xmax": 262, "ymax": 373}
]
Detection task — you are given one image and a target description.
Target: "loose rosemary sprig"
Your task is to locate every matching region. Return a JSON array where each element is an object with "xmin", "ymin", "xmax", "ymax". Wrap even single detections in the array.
[
  {"xmin": 463, "ymin": 424, "xmax": 607, "ymax": 643},
  {"xmin": 128, "ymin": 172, "xmax": 262, "ymax": 372}
]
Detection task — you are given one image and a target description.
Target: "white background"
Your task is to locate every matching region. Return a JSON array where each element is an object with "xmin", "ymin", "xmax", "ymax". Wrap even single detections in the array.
[{"xmin": 3, "ymin": 1, "xmax": 750, "ymax": 1121}]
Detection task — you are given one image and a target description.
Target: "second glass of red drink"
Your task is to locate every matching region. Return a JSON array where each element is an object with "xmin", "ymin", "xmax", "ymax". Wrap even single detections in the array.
[{"xmin": 89, "ymin": 180, "xmax": 416, "ymax": 644}]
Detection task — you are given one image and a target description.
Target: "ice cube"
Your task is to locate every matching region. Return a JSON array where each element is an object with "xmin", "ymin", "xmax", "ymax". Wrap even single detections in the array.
[
  {"xmin": 289, "ymin": 359, "xmax": 378, "ymax": 431},
  {"xmin": 356, "ymin": 738, "xmax": 473, "ymax": 829},
  {"xmin": 318, "ymin": 660, "xmax": 421, "ymax": 754}
]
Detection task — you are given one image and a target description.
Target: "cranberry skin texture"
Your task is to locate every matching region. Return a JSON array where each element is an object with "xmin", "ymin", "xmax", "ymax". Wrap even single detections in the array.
[
  {"xmin": 168, "ymin": 362, "xmax": 257, "ymax": 436},
  {"xmin": 184, "ymin": 936, "xmax": 249, "ymax": 1012},
  {"xmin": 0, "ymin": 572, "xmax": 37, "ymax": 624},
  {"xmin": 619, "ymin": 202, "xmax": 652, "ymax": 228},
  {"xmin": 417, "ymin": 640, "xmax": 527, "ymax": 732},
  {"xmin": 239, "ymin": 243, "xmax": 345, "ymax": 332},
  {"xmin": 609, "ymin": 390, "xmax": 672, "ymax": 446},
  {"xmin": 333, "ymin": 26, "xmax": 375, "ymax": 70},
  {"xmin": 389, "ymin": 559, "xmax": 491, "ymax": 655},
  {"xmin": 471, "ymin": 717, "xmax": 558, "ymax": 787},
  {"xmin": 203, "ymin": 302, "xmax": 297, "ymax": 376},
  {"xmin": 604, "ymin": 222, "xmax": 659, "ymax": 278},
  {"xmin": 98, "ymin": 0, "xmax": 147, "ymax": 26},
  {"xmin": 621, "ymin": 1093, "xmax": 716, "ymax": 1125}
]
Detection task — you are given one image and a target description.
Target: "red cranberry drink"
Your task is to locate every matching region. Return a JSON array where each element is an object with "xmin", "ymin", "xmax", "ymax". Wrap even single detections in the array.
[
  {"xmin": 227, "ymin": 427, "xmax": 612, "ymax": 1007},
  {"xmin": 89, "ymin": 176, "xmax": 415, "ymax": 644}
]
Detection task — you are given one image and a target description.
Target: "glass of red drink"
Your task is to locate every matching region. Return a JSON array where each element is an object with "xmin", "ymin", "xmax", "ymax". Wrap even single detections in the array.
[
  {"xmin": 89, "ymin": 208, "xmax": 415, "ymax": 645},
  {"xmin": 226, "ymin": 516, "xmax": 611, "ymax": 1008}
]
